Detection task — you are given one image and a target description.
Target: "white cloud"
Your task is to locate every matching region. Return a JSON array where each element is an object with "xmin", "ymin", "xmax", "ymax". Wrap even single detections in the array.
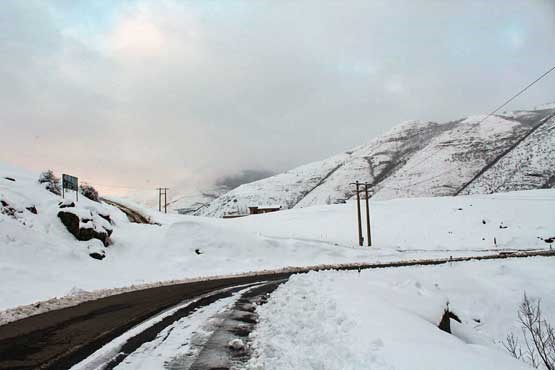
[{"xmin": 1, "ymin": 0, "xmax": 554, "ymax": 195}]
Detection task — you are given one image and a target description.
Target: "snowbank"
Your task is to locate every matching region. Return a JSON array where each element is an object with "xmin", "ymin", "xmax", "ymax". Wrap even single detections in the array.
[{"xmin": 248, "ymin": 257, "xmax": 555, "ymax": 370}]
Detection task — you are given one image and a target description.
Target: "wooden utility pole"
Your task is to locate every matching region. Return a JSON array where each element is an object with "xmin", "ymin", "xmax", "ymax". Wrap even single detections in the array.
[
  {"xmin": 157, "ymin": 188, "xmax": 169, "ymax": 213},
  {"xmin": 364, "ymin": 182, "xmax": 372, "ymax": 246},
  {"xmin": 350, "ymin": 181, "xmax": 363, "ymax": 246},
  {"xmin": 351, "ymin": 181, "xmax": 372, "ymax": 247}
]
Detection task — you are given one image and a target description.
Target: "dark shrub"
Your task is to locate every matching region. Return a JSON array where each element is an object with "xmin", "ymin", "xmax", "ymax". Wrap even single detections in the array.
[
  {"xmin": 38, "ymin": 170, "xmax": 61, "ymax": 195},
  {"xmin": 80, "ymin": 183, "xmax": 100, "ymax": 202}
]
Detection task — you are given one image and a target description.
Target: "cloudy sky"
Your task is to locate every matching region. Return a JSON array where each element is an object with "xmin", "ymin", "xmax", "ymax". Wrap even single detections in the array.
[{"xmin": 1, "ymin": 0, "xmax": 554, "ymax": 196}]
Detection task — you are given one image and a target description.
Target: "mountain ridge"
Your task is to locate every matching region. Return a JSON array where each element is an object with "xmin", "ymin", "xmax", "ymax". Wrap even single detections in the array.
[{"xmin": 197, "ymin": 105, "xmax": 555, "ymax": 217}]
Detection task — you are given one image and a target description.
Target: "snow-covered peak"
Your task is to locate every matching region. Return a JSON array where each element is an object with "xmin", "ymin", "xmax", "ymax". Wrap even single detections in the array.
[{"xmin": 199, "ymin": 105, "xmax": 555, "ymax": 217}]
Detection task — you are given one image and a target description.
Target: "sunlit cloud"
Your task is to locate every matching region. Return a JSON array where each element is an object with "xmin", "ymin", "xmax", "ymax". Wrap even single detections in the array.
[
  {"xmin": 110, "ymin": 16, "xmax": 165, "ymax": 56},
  {"xmin": 0, "ymin": 0, "xmax": 553, "ymax": 197}
]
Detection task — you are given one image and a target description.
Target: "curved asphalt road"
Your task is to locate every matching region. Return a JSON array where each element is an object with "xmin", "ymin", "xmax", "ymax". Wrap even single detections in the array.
[{"xmin": 100, "ymin": 198, "xmax": 151, "ymax": 224}]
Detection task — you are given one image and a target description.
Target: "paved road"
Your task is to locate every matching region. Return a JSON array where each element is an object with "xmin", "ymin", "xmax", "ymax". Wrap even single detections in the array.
[
  {"xmin": 100, "ymin": 198, "xmax": 151, "ymax": 224},
  {"xmin": 1, "ymin": 250, "xmax": 554, "ymax": 370},
  {"xmin": 0, "ymin": 272, "xmax": 290, "ymax": 370}
]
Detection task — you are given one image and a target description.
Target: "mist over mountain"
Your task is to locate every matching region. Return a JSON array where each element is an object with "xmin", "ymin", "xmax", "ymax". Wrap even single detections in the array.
[
  {"xmin": 216, "ymin": 170, "xmax": 274, "ymax": 189},
  {"xmin": 169, "ymin": 169, "xmax": 274, "ymax": 214}
]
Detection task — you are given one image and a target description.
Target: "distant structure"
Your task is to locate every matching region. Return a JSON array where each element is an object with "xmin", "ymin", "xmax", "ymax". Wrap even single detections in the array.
[
  {"xmin": 222, "ymin": 212, "xmax": 245, "ymax": 219},
  {"xmin": 248, "ymin": 205, "xmax": 282, "ymax": 215},
  {"xmin": 222, "ymin": 205, "xmax": 282, "ymax": 219}
]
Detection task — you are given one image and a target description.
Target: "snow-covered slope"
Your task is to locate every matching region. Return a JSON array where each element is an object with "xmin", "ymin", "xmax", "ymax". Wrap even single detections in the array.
[
  {"xmin": 199, "ymin": 106, "xmax": 555, "ymax": 217},
  {"xmin": 168, "ymin": 186, "xmax": 229, "ymax": 214},
  {"xmin": 461, "ymin": 111, "xmax": 555, "ymax": 194}
]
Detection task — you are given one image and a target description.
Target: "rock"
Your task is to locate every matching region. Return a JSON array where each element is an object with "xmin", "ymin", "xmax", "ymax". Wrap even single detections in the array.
[
  {"xmin": 89, "ymin": 251, "xmax": 105, "ymax": 260},
  {"xmin": 57, "ymin": 210, "xmax": 111, "ymax": 247},
  {"xmin": 1, "ymin": 200, "xmax": 18, "ymax": 217},
  {"xmin": 98, "ymin": 213, "xmax": 112, "ymax": 224},
  {"xmin": 58, "ymin": 200, "xmax": 75, "ymax": 209},
  {"xmin": 26, "ymin": 206, "xmax": 38, "ymax": 214},
  {"xmin": 87, "ymin": 241, "xmax": 106, "ymax": 260},
  {"xmin": 58, "ymin": 211, "xmax": 80, "ymax": 236}
]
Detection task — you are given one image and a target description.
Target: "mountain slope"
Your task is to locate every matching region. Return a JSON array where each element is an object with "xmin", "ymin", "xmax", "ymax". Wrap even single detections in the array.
[
  {"xmin": 199, "ymin": 106, "xmax": 555, "ymax": 217},
  {"xmin": 460, "ymin": 110, "xmax": 555, "ymax": 194}
]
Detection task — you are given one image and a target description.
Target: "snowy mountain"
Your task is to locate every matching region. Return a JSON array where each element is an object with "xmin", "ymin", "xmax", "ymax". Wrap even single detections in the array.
[
  {"xmin": 132, "ymin": 170, "xmax": 275, "ymax": 215},
  {"xmin": 199, "ymin": 106, "xmax": 555, "ymax": 217},
  {"xmin": 168, "ymin": 186, "xmax": 229, "ymax": 214}
]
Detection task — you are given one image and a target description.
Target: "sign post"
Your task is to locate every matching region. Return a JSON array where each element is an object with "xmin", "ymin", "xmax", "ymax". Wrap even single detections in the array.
[{"xmin": 62, "ymin": 174, "xmax": 79, "ymax": 202}]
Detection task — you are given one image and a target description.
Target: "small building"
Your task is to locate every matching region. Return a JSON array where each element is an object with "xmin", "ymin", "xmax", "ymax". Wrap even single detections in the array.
[
  {"xmin": 222, "ymin": 213, "xmax": 247, "ymax": 219},
  {"xmin": 248, "ymin": 205, "xmax": 282, "ymax": 215}
]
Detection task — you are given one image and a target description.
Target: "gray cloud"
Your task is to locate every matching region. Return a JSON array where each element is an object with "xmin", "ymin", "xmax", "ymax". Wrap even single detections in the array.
[
  {"xmin": 216, "ymin": 169, "xmax": 274, "ymax": 190},
  {"xmin": 1, "ymin": 0, "xmax": 554, "ymax": 195}
]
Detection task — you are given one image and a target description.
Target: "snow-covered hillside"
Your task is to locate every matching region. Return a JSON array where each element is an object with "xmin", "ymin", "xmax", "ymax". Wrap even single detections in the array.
[
  {"xmin": 461, "ymin": 110, "xmax": 555, "ymax": 194},
  {"xmin": 198, "ymin": 106, "xmax": 555, "ymax": 217},
  {"xmin": 1, "ymin": 161, "xmax": 553, "ymax": 317}
]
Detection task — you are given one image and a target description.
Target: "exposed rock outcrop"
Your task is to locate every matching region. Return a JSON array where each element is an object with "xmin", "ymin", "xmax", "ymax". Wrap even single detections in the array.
[{"xmin": 57, "ymin": 202, "xmax": 113, "ymax": 248}]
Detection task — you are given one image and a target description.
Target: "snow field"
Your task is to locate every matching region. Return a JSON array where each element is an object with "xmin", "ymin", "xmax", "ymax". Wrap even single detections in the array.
[
  {"xmin": 1, "ymin": 161, "xmax": 553, "ymax": 320},
  {"xmin": 247, "ymin": 257, "xmax": 555, "ymax": 370},
  {"xmin": 227, "ymin": 189, "xmax": 555, "ymax": 250}
]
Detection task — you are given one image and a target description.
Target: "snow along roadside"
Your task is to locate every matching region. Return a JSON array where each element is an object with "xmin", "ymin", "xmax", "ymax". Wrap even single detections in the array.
[
  {"xmin": 1, "ymin": 249, "xmax": 553, "ymax": 326},
  {"xmin": 246, "ymin": 257, "xmax": 555, "ymax": 370}
]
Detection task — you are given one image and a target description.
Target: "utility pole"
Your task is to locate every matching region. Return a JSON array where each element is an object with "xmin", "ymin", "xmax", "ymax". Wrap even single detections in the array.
[
  {"xmin": 364, "ymin": 182, "xmax": 372, "ymax": 247},
  {"xmin": 157, "ymin": 188, "xmax": 169, "ymax": 213},
  {"xmin": 350, "ymin": 181, "xmax": 372, "ymax": 247},
  {"xmin": 350, "ymin": 181, "xmax": 363, "ymax": 246}
]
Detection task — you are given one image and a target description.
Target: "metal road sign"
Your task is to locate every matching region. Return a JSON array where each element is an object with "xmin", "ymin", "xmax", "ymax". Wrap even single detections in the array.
[
  {"xmin": 62, "ymin": 174, "xmax": 78, "ymax": 191},
  {"xmin": 62, "ymin": 174, "xmax": 79, "ymax": 201}
]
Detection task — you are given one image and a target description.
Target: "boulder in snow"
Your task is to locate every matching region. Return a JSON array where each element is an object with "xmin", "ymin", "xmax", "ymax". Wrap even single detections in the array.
[
  {"xmin": 1, "ymin": 199, "xmax": 20, "ymax": 217},
  {"xmin": 58, "ymin": 200, "xmax": 75, "ymax": 209},
  {"xmin": 87, "ymin": 241, "xmax": 106, "ymax": 260},
  {"xmin": 26, "ymin": 205, "xmax": 38, "ymax": 214},
  {"xmin": 57, "ymin": 207, "xmax": 113, "ymax": 247}
]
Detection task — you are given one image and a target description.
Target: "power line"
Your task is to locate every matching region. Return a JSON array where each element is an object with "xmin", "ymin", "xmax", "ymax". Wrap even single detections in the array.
[
  {"xmin": 475, "ymin": 63, "xmax": 555, "ymax": 126},
  {"xmin": 400, "ymin": 64, "xmax": 555, "ymax": 176}
]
